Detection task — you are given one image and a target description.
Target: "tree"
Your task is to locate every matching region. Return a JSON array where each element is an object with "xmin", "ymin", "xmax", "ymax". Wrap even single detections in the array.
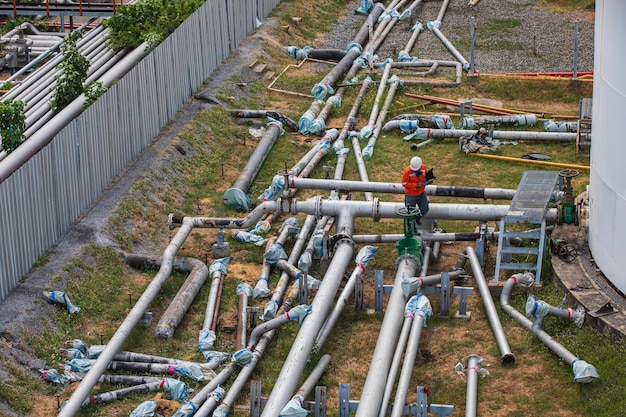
[
  {"xmin": 49, "ymin": 31, "xmax": 90, "ymax": 112},
  {"xmin": 0, "ymin": 99, "xmax": 26, "ymax": 154}
]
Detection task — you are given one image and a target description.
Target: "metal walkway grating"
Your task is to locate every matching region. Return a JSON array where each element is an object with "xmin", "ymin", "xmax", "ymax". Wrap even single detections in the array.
[{"xmin": 506, "ymin": 171, "xmax": 560, "ymax": 222}]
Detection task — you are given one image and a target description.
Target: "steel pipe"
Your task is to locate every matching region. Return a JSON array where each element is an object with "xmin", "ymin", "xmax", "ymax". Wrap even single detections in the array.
[
  {"xmin": 378, "ymin": 312, "xmax": 412, "ymax": 417},
  {"xmin": 351, "ymin": 132, "xmax": 373, "ymax": 201},
  {"xmin": 390, "ymin": 295, "xmax": 431, "ymax": 417},
  {"xmin": 462, "ymin": 246, "xmax": 516, "ymax": 365},
  {"xmin": 261, "ymin": 240, "xmax": 356, "ymax": 416},
  {"xmin": 223, "ymin": 122, "xmax": 282, "ymax": 210},
  {"xmin": 500, "ymin": 274, "xmax": 598, "ymax": 382},
  {"xmin": 464, "ymin": 355, "xmax": 483, "ymax": 417},
  {"xmin": 57, "ymin": 217, "xmax": 196, "ymax": 417},
  {"xmin": 355, "ymin": 254, "xmax": 421, "ymax": 417},
  {"xmin": 123, "ymin": 254, "xmax": 209, "ymax": 341},
  {"xmin": 427, "ymin": 20, "xmax": 469, "ymax": 70},
  {"xmin": 309, "ymin": 3, "xmax": 385, "ymax": 100},
  {"xmin": 287, "ymin": 177, "xmax": 516, "ymax": 199},
  {"xmin": 1, "ymin": 41, "xmax": 152, "ymax": 183}
]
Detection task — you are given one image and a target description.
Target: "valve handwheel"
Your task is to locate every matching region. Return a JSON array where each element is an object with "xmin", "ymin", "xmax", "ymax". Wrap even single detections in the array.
[
  {"xmin": 558, "ymin": 243, "xmax": 578, "ymax": 263},
  {"xmin": 559, "ymin": 169, "xmax": 580, "ymax": 179}
]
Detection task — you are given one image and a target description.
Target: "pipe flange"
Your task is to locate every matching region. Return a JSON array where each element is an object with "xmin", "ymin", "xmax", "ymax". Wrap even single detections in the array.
[
  {"xmin": 372, "ymin": 197, "xmax": 381, "ymax": 222},
  {"xmin": 314, "ymin": 195, "xmax": 323, "ymax": 219},
  {"xmin": 395, "ymin": 253, "xmax": 421, "ymax": 271},
  {"xmin": 329, "ymin": 233, "xmax": 356, "ymax": 255}
]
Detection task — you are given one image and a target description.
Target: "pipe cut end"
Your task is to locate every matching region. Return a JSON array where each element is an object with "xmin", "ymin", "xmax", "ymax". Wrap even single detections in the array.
[{"xmin": 501, "ymin": 353, "xmax": 516, "ymax": 366}]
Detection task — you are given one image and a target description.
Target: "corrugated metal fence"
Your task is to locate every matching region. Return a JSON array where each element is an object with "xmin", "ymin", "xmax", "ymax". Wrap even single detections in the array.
[{"xmin": 0, "ymin": 0, "xmax": 282, "ymax": 301}]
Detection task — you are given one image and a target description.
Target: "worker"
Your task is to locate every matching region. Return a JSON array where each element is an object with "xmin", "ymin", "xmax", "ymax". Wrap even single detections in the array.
[{"xmin": 402, "ymin": 156, "xmax": 430, "ymax": 226}]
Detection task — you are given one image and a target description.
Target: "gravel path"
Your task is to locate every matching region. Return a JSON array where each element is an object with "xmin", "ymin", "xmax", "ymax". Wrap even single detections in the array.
[{"xmin": 319, "ymin": 0, "xmax": 594, "ymax": 74}]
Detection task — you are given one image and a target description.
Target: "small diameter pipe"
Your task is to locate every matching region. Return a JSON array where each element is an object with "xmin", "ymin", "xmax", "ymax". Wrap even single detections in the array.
[
  {"xmin": 390, "ymin": 295, "xmax": 432, "ymax": 417},
  {"xmin": 378, "ymin": 311, "xmax": 413, "ymax": 417},
  {"xmin": 58, "ymin": 217, "xmax": 196, "ymax": 417},
  {"xmin": 264, "ymin": 216, "xmax": 315, "ymax": 321},
  {"xmin": 364, "ymin": 74, "xmax": 401, "ymax": 158},
  {"xmin": 427, "ymin": 20, "xmax": 469, "ymax": 70},
  {"xmin": 462, "ymin": 246, "xmax": 516, "ymax": 365},
  {"xmin": 364, "ymin": 62, "xmax": 393, "ymax": 135},
  {"xmin": 287, "ymin": 177, "xmax": 516, "ymax": 199},
  {"xmin": 261, "ymin": 240, "xmax": 356, "ymax": 417},
  {"xmin": 355, "ymin": 254, "xmax": 421, "ymax": 417},
  {"xmin": 526, "ymin": 294, "xmax": 586, "ymax": 329},
  {"xmin": 316, "ymin": 245, "xmax": 378, "ymax": 347},
  {"xmin": 199, "ymin": 329, "xmax": 277, "ymax": 417},
  {"xmin": 236, "ymin": 283, "xmax": 252, "ymax": 350},
  {"xmin": 469, "ymin": 153, "xmax": 589, "ymax": 171},
  {"xmin": 198, "ymin": 259, "xmax": 229, "ymax": 356},
  {"xmin": 223, "ymin": 122, "xmax": 282, "ymax": 209},
  {"xmin": 420, "ymin": 245, "xmax": 432, "ymax": 276},
  {"xmin": 351, "ymin": 132, "xmax": 373, "ymax": 201},
  {"xmin": 501, "ymin": 274, "xmax": 599, "ymax": 383},
  {"xmin": 391, "ymin": 60, "xmax": 462, "ymax": 87},
  {"xmin": 296, "ymin": 354, "xmax": 332, "ymax": 399},
  {"xmin": 436, "ymin": 0, "xmax": 451, "ymax": 23},
  {"xmin": 464, "ymin": 355, "xmax": 483, "ymax": 417},
  {"xmin": 335, "ymin": 74, "xmax": 371, "ymax": 149}
]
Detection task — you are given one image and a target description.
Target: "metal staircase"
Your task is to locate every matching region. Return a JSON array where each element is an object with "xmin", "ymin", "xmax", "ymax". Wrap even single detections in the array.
[{"xmin": 494, "ymin": 171, "xmax": 560, "ymax": 283}]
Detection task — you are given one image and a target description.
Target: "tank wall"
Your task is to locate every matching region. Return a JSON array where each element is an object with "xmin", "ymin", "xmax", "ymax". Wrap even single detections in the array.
[{"xmin": 588, "ymin": 0, "xmax": 626, "ymax": 293}]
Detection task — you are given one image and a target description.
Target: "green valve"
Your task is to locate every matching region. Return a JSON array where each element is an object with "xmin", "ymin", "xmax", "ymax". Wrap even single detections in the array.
[{"xmin": 396, "ymin": 207, "xmax": 424, "ymax": 262}]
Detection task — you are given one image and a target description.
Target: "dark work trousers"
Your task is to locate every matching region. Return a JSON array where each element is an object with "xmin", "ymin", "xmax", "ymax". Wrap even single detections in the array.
[{"xmin": 404, "ymin": 193, "xmax": 429, "ymax": 230}]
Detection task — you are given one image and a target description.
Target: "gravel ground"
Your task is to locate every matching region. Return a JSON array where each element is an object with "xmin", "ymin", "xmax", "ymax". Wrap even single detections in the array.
[
  {"xmin": 320, "ymin": 0, "xmax": 594, "ymax": 74},
  {"xmin": 0, "ymin": 1, "xmax": 594, "ymax": 415}
]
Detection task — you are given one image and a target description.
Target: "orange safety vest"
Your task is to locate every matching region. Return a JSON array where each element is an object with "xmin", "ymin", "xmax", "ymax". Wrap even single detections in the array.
[{"xmin": 402, "ymin": 164, "xmax": 427, "ymax": 196}]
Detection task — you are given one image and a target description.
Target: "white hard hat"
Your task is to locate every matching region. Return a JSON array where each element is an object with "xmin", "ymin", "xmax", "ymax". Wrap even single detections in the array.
[{"xmin": 410, "ymin": 156, "xmax": 422, "ymax": 171}]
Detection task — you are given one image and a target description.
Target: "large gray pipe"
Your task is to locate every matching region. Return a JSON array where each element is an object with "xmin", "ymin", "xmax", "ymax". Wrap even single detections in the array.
[
  {"xmin": 57, "ymin": 216, "xmax": 195, "ymax": 417},
  {"xmin": 387, "ymin": 127, "xmax": 577, "ymax": 141},
  {"xmin": 0, "ymin": 42, "xmax": 151, "ymax": 183},
  {"xmin": 462, "ymin": 246, "xmax": 516, "ymax": 365},
  {"xmin": 261, "ymin": 239, "xmax": 356, "ymax": 416},
  {"xmin": 351, "ymin": 231, "xmax": 499, "ymax": 244},
  {"xmin": 123, "ymin": 254, "xmax": 208, "ymax": 341},
  {"xmin": 310, "ymin": 3, "xmax": 385, "ymax": 100},
  {"xmin": 287, "ymin": 177, "xmax": 516, "ymax": 199},
  {"xmin": 223, "ymin": 122, "xmax": 282, "ymax": 210},
  {"xmin": 500, "ymin": 274, "xmax": 599, "ymax": 383},
  {"xmin": 355, "ymin": 254, "xmax": 420, "ymax": 417},
  {"xmin": 168, "ymin": 199, "xmax": 559, "ymax": 231}
]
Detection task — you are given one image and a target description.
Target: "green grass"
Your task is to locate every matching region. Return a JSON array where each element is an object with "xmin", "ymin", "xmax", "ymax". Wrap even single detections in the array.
[{"xmin": 11, "ymin": 0, "xmax": 623, "ymax": 416}]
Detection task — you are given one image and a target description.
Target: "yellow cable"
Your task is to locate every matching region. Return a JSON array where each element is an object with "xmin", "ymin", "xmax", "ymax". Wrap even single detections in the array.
[{"xmin": 468, "ymin": 153, "xmax": 590, "ymax": 170}]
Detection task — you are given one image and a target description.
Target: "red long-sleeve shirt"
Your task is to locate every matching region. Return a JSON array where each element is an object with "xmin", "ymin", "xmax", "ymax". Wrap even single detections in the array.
[{"xmin": 402, "ymin": 164, "xmax": 427, "ymax": 196}]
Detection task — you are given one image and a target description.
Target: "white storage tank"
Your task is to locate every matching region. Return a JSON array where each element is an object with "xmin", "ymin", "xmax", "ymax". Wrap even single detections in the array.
[{"xmin": 588, "ymin": 0, "xmax": 626, "ymax": 294}]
